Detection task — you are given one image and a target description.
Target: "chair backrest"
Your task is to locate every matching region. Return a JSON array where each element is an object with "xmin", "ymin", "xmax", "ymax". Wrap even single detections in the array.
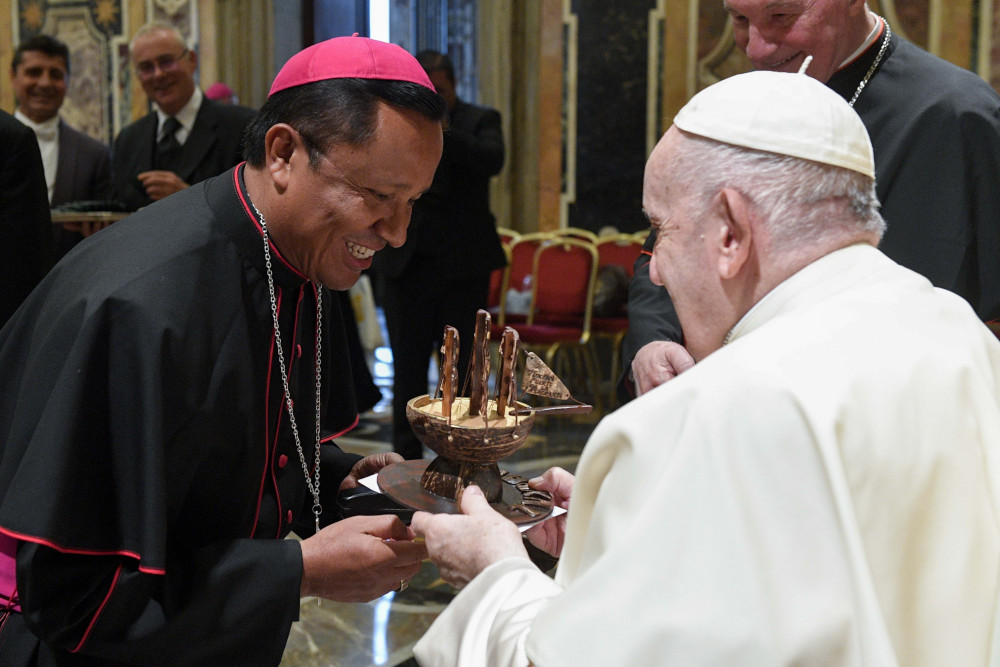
[
  {"xmin": 633, "ymin": 229, "xmax": 652, "ymax": 244},
  {"xmin": 496, "ymin": 227, "xmax": 521, "ymax": 248},
  {"xmin": 487, "ymin": 244, "xmax": 511, "ymax": 309},
  {"xmin": 506, "ymin": 232, "xmax": 553, "ymax": 294},
  {"xmin": 495, "ymin": 232, "xmax": 553, "ymax": 325},
  {"xmin": 596, "ymin": 233, "xmax": 645, "ymax": 279},
  {"xmin": 556, "ymin": 227, "xmax": 599, "ymax": 244},
  {"xmin": 527, "ymin": 237, "xmax": 599, "ymax": 338}
]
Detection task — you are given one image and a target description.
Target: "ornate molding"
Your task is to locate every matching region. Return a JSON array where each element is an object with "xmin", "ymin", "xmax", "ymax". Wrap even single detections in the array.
[{"xmin": 559, "ymin": 0, "xmax": 578, "ymax": 228}]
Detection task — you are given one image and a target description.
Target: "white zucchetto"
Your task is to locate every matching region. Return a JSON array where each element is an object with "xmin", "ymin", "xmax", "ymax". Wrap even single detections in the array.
[{"xmin": 673, "ymin": 70, "xmax": 875, "ymax": 178}]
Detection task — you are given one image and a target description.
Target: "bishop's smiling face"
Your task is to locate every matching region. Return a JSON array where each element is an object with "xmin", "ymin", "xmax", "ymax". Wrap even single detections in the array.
[
  {"xmin": 724, "ymin": 0, "xmax": 871, "ymax": 83},
  {"xmin": 273, "ymin": 101, "xmax": 443, "ymax": 291}
]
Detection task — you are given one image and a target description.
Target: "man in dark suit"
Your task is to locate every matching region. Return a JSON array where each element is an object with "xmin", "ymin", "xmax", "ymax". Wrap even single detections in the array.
[
  {"xmin": 111, "ymin": 22, "xmax": 255, "ymax": 211},
  {"xmin": 10, "ymin": 34, "xmax": 113, "ymax": 256},
  {"xmin": 0, "ymin": 110, "xmax": 52, "ymax": 327},
  {"xmin": 374, "ymin": 50, "xmax": 507, "ymax": 460}
]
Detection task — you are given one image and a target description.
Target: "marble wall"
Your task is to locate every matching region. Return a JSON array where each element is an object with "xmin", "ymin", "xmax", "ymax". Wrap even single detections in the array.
[
  {"xmin": 565, "ymin": 0, "xmax": 659, "ymax": 234},
  {"xmin": 550, "ymin": 0, "xmax": 1000, "ymax": 235}
]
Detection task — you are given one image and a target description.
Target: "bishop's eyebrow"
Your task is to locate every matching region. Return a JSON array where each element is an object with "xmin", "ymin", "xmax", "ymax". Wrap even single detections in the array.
[{"xmin": 724, "ymin": 0, "xmax": 800, "ymax": 12}]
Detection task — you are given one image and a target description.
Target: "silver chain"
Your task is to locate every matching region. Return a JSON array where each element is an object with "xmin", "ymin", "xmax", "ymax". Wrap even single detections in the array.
[
  {"xmin": 849, "ymin": 17, "xmax": 890, "ymax": 108},
  {"xmin": 251, "ymin": 200, "xmax": 324, "ymax": 534}
]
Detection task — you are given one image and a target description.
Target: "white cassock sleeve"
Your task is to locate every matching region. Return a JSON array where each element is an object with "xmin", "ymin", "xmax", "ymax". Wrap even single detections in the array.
[
  {"xmin": 416, "ymin": 362, "xmax": 901, "ymax": 666},
  {"xmin": 413, "ymin": 556, "xmax": 563, "ymax": 667}
]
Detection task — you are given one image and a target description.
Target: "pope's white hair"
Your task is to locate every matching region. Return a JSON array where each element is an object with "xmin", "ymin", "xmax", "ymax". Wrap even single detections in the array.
[{"xmin": 671, "ymin": 131, "xmax": 885, "ymax": 250}]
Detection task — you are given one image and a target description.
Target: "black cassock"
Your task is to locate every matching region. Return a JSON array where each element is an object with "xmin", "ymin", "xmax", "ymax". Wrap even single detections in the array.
[{"xmin": 0, "ymin": 166, "xmax": 363, "ymax": 665}]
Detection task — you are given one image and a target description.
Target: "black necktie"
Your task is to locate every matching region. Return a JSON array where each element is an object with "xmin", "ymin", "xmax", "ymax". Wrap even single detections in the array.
[{"xmin": 155, "ymin": 116, "xmax": 182, "ymax": 171}]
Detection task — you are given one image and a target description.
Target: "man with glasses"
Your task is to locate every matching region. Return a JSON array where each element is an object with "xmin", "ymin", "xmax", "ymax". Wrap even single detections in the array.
[{"xmin": 111, "ymin": 22, "xmax": 255, "ymax": 211}]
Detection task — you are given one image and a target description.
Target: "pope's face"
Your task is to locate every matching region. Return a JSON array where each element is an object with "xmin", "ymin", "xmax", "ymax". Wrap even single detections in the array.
[
  {"xmin": 724, "ymin": 0, "xmax": 863, "ymax": 83},
  {"xmin": 131, "ymin": 29, "xmax": 197, "ymax": 116},
  {"xmin": 11, "ymin": 50, "xmax": 67, "ymax": 123},
  {"xmin": 275, "ymin": 102, "xmax": 443, "ymax": 290},
  {"xmin": 644, "ymin": 128, "xmax": 719, "ymax": 356}
]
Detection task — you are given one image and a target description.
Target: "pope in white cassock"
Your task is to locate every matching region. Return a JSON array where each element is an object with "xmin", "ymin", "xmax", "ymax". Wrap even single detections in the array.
[{"xmin": 410, "ymin": 68, "xmax": 1000, "ymax": 666}]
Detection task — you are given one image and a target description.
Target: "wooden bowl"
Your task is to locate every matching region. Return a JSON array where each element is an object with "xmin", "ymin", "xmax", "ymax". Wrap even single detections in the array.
[{"xmin": 405, "ymin": 395, "xmax": 536, "ymax": 464}]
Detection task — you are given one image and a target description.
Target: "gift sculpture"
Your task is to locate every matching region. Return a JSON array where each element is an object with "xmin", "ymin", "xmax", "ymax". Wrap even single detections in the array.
[{"xmin": 377, "ymin": 309, "xmax": 591, "ymax": 524}]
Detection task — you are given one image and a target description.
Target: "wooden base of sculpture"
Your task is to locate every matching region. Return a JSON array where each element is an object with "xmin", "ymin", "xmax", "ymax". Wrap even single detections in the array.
[
  {"xmin": 420, "ymin": 457, "xmax": 504, "ymax": 502},
  {"xmin": 377, "ymin": 459, "xmax": 553, "ymax": 525}
]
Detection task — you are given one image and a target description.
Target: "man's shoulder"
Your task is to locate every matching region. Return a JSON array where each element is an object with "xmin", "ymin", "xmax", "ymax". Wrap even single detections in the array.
[
  {"xmin": 199, "ymin": 98, "xmax": 257, "ymax": 124},
  {"xmin": 891, "ymin": 36, "xmax": 999, "ymax": 101},
  {"xmin": 115, "ymin": 111, "xmax": 156, "ymax": 144},
  {"xmin": 0, "ymin": 109, "xmax": 33, "ymax": 140},
  {"xmin": 59, "ymin": 120, "xmax": 110, "ymax": 153}
]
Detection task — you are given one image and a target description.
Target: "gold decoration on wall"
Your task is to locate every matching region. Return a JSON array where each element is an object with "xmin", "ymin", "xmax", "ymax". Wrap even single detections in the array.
[
  {"xmin": 94, "ymin": 0, "xmax": 120, "ymax": 29},
  {"xmin": 23, "ymin": 0, "xmax": 44, "ymax": 29}
]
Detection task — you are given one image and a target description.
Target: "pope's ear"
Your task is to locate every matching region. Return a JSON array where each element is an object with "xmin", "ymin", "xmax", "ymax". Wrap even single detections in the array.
[
  {"xmin": 715, "ymin": 187, "xmax": 752, "ymax": 279},
  {"xmin": 263, "ymin": 124, "xmax": 300, "ymax": 190}
]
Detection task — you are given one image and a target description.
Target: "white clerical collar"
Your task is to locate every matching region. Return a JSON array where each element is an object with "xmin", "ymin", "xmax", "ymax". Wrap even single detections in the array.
[
  {"xmin": 838, "ymin": 15, "xmax": 884, "ymax": 70},
  {"xmin": 14, "ymin": 109, "xmax": 60, "ymax": 203},
  {"xmin": 155, "ymin": 87, "xmax": 202, "ymax": 142},
  {"xmin": 724, "ymin": 244, "xmax": 882, "ymax": 346},
  {"xmin": 14, "ymin": 110, "xmax": 59, "ymax": 140}
]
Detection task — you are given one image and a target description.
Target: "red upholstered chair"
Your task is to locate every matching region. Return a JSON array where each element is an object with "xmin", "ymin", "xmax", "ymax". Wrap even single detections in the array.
[
  {"xmin": 492, "ymin": 232, "xmax": 553, "ymax": 331},
  {"xmin": 555, "ymin": 227, "xmax": 599, "ymax": 244},
  {"xmin": 487, "ymin": 248, "xmax": 509, "ymax": 316},
  {"xmin": 595, "ymin": 233, "xmax": 644, "ymax": 279},
  {"xmin": 515, "ymin": 236, "xmax": 602, "ymax": 412},
  {"xmin": 591, "ymin": 234, "xmax": 645, "ymax": 405},
  {"xmin": 496, "ymin": 227, "xmax": 521, "ymax": 248},
  {"xmin": 487, "ymin": 228, "xmax": 521, "ymax": 329}
]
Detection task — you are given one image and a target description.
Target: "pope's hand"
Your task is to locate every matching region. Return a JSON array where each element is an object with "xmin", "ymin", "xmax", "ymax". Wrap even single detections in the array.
[
  {"xmin": 340, "ymin": 452, "xmax": 404, "ymax": 492},
  {"xmin": 524, "ymin": 467, "xmax": 573, "ymax": 558},
  {"xmin": 411, "ymin": 485, "xmax": 529, "ymax": 589},
  {"xmin": 299, "ymin": 515, "xmax": 426, "ymax": 601},
  {"xmin": 631, "ymin": 340, "xmax": 695, "ymax": 395}
]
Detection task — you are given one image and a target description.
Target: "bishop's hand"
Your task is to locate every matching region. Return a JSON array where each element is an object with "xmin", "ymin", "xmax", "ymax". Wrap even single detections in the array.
[
  {"xmin": 299, "ymin": 514, "xmax": 426, "ymax": 601},
  {"xmin": 340, "ymin": 452, "xmax": 404, "ymax": 492}
]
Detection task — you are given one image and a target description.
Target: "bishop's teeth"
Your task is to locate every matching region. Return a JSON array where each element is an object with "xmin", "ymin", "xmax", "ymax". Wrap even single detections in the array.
[
  {"xmin": 346, "ymin": 241, "xmax": 375, "ymax": 259},
  {"xmin": 764, "ymin": 52, "xmax": 799, "ymax": 69}
]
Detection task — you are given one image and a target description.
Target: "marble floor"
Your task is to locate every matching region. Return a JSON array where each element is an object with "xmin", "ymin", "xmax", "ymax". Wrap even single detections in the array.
[{"xmin": 280, "ymin": 330, "xmax": 606, "ymax": 666}]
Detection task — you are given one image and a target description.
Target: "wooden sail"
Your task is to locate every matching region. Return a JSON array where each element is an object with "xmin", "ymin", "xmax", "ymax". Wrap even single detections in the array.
[
  {"xmin": 516, "ymin": 352, "xmax": 593, "ymax": 415},
  {"xmin": 521, "ymin": 352, "xmax": 571, "ymax": 399}
]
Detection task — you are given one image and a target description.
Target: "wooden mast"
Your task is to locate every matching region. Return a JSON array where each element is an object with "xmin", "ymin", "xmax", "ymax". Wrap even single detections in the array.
[
  {"xmin": 496, "ymin": 327, "xmax": 519, "ymax": 416},
  {"xmin": 468, "ymin": 309, "xmax": 491, "ymax": 418},
  {"xmin": 438, "ymin": 325, "xmax": 458, "ymax": 419}
]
